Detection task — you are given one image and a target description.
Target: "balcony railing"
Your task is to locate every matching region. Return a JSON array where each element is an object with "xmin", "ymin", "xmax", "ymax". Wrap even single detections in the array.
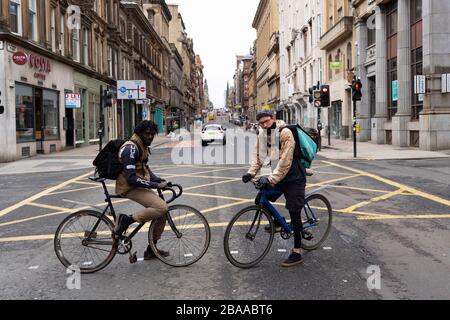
[{"xmin": 319, "ymin": 17, "xmax": 354, "ymax": 51}]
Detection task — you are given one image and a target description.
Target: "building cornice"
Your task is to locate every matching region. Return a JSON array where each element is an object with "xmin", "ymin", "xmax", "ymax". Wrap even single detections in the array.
[{"xmin": 252, "ymin": 0, "xmax": 269, "ymax": 29}]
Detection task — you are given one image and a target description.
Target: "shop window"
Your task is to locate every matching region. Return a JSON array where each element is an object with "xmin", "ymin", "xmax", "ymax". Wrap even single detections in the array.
[
  {"xmin": 15, "ymin": 84, "xmax": 34, "ymax": 142},
  {"xmin": 43, "ymin": 90, "xmax": 59, "ymax": 140}
]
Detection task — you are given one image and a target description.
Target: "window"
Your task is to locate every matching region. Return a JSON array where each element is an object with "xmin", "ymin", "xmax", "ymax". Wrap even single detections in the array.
[
  {"xmin": 147, "ymin": 9, "xmax": 155, "ymax": 25},
  {"xmin": 328, "ymin": 54, "xmax": 333, "ymax": 80},
  {"xmin": 411, "ymin": 0, "xmax": 423, "ymax": 120},
  {"xmin": 10, "ymin": 0, "xmax": 22, "ymax": 35},
  {"xmin": 346, "ymin": 43, "xmax": 352, "ymax": 70},
  {"xmin": 108, "ymin": 46, "xmax": 112, "ymax": 77},
  {"xmin": 28, "ymin": 0, "xmax": 37, "ymax": 41},
  {"xmin": 411, "ymin": 48, "xmax": 423, "ymax": 120},
  {"xmin": 367, "ymin": 22, "xmax": 376, "ymax": 47},
  {"xmin": 83, "ymin": 28, "xmax": 88, "ymax": 65},
  {"xmin": 71, "ymin": 29, "xmax": 80, "ymax": 62},
  {"xmin": 51, "ymin": 8, "xmax": 56, "ymax": 52},
  {"xmin": 387, "ymin": 58, "xmax": 398, "ymax": 120},
  {"xmin": 43, "ymin": 90, "xmax": 59, "ymax": 140},
  {"xmin": 335, "ymin": 49, "xmax": 341, "ymax": 75},
  {"xmin": 60, "ymin": 13, "xmax": 65, "ymax": 55},
  {"xmin": 317, "ymin": 14, "xmax": 322, "ymax": 39},
  {"xmin": 89, "ymin": 93, "xmax": 100, "ymax": 140},
  {"xmin": 411, "ymin": 0, "xmax": 422, "ymax": 23},
  {"xmin": 15, "ymin": 84, "xmax": 34, "ymax": 142}
]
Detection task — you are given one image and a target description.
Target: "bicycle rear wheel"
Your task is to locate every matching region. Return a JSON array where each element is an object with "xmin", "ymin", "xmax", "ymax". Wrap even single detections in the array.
[
  {"xmin": 301, "ymin": 194, "xmax": 333, "ymax": 251},
  {"xmin": 224, "ymin": 206, "xmax": 274, "ymax": 269},
  {"xmin": 148, "ymin": 205, "xmax": 210, "ymax": 267},
  {"xmin": 54, "ymin": 210, "xmax": 117, "ymax": 274}
]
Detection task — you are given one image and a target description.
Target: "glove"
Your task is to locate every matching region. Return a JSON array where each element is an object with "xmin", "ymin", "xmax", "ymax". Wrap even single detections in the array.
[
  {"xmin": 258, "ymin": 176, "xmax": 271, "ymax": 186},
  {"xmin": 242, "ymin": 173, "xmax": 253, "ymax": 183},
  {"xmin": 157, "ymin": 181, "xmax": 168, "ymax": 189}
]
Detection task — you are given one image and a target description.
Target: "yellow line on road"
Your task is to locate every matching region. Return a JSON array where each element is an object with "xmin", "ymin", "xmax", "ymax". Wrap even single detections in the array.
[
  {"xmin": 0, "ymin": 171, "xmax": 94, "ymax": 219},
  {"xmin": 0, "ymin": 199, "xmax": 129, "ymax": 228},
  {"xmin": 307, "ymin": 174, "xmax": 362, "ymax": 188},
  {"xmin": 357, "ymin": 214, "xmax": 450, "ymax": 220},
  {"xmin": 322, "ymin": 161, "xmax": 450, "ymax": 207},
  {"xmin": 340, "ymin": 189, "xmax": 406, "ymax": 213},
  {"xmin": 183, "ymin": 179, "xmax": 240, "ymax": 191},
  {"xmin": 158, "ymin": 174, "xmax": 241, "ymax": 181},
  {"xmin": 47, "ymin": 185, "xmax": 101, "ymax": 195},
  {"xmin": 72, "ymin": 181, "xmax": 99, "ymax": 186},
  {"xmin": 27, "ymin": 202, "xmax": 70, "ymax": 212}
]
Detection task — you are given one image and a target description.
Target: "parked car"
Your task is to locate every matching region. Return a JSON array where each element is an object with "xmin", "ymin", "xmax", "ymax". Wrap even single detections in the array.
[{"xmin": 201, "ymin": 124, "xmax": 227, "ymax": 146}]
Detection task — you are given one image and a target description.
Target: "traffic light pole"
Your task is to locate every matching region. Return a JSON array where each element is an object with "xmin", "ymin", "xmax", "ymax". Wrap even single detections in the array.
[
  {"xmin": 317, "ymin": 107, "xmax": 322, "ymax": 151},
  {"xmin": 353, "ymin": 99, "xmax": 357, "ymax": 158}
]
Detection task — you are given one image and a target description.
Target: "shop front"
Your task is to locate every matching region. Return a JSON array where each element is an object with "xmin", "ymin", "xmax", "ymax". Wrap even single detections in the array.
[
  {"xmin": 73, "ymin": 72, "xmax": 115, "ymax": 147},
  {"xmin": 0, "ymin": 43, "xmax": 74, "ymax": 161}
]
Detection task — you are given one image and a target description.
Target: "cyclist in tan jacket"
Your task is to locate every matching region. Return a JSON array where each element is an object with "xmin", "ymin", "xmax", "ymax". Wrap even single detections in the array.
[{"xmin": 242, "ymin": 111, "xmax": 307, "ymax": 267}]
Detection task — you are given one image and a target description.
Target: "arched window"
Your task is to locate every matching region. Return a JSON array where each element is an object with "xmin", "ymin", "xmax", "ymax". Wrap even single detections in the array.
[
  {"xmin": 347, "ymin": 43, "xmax": 353, "ymax": 70},
  {"xmin": 335, "ymin": 49, "xmax": 341, "ymax": 75},
  {"xmin": 328, "ymin": 54, "xmax": 333, "ymax": 80}
]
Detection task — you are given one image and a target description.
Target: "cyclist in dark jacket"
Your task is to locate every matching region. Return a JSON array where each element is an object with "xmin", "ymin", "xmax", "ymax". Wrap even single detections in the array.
[{"xmin": 114, "ymin": 120, "xmax": 170, "ymax": 260}]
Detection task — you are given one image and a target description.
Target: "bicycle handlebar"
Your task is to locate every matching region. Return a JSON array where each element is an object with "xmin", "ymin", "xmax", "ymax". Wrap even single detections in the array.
[{"xmin": 159, "ymin": 183, "xmax": 183, "ymax": 204}]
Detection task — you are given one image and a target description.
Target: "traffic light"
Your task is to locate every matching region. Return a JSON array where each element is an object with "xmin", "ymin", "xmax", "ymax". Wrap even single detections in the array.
[
  {"xmin": 313, "ymin": 90, "xmax": 322, "ymax": 108},
  {"xmin": 352, "ymin": 79, "xmax": 362, "ymax": 101},
  {"xmin": 308, "ymin": 87, "xmax": 315, "ymax": 103},
  {"xmin": 320, "ymin": 85, "xmax": 330, "ymax": 107},
  {"xmin": 104, "ymin": 91, "xmax": 113, "ymax": 108}
]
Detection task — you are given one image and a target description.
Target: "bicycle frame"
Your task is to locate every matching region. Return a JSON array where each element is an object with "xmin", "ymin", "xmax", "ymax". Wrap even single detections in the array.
[
  {"xmin": 257, "ymin": 188, "xmax": 320, "ymax": 234},
  {"xmin": 85, "ymin": 181, "xmax": 183, "ymax": 244}
]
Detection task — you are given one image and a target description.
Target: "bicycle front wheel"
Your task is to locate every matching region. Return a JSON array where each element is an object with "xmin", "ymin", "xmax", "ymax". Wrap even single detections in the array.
[
  {"xmin": 148, "ymin": 205, "xmax": 210, "ymax": 267},
  {"xmin": 301, "ymin": 194, "xmax": 333, "ymax": 251},
  {"xmin": 224, "ymin": 206, "xmax": 274, "ymax": 269},
  {"xmin": 54, "ymin": 210, "xmax": 117, "ymax": 274}
]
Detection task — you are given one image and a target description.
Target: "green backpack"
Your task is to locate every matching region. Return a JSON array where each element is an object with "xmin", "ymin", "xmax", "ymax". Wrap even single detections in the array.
[{"xmin": 281, "ymin": 125, "xmax": 319, "ymax": 169}]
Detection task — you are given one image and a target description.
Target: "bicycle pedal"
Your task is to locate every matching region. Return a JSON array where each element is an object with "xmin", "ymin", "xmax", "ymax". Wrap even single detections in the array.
[
  {"xmin": 129, "ymin": 252, "xmax": 138, "ymax": 264},
  {"xmin": 302, "ymin": 231, "xmax": 313, "ymax": 241}
]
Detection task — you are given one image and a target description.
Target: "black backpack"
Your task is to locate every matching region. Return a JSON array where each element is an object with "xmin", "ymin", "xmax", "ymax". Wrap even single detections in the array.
[{"xmin": 93, "ymin": 139, "xmax": 127, "ymax": 180}]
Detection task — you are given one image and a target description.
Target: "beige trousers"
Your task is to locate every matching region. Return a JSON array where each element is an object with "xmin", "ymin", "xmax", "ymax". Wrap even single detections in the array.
[{"xmin": 124, "ymin": 188, "xmax": 168, "ymax": 241}]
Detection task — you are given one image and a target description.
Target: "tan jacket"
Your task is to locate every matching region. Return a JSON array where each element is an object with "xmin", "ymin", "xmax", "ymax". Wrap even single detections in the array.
[
  {"xmin": 248, "ymin": 120, "xmax": 296, "ymax": 185},
  {"xmin": 115, "ymin": 134, "xmax": 150, "ymax": 195}
]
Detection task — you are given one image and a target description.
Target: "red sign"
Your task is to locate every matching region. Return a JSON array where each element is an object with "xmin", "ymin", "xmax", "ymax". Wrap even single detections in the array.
[
  {"xmin": 140, "ymin": 87, "xmax": 146, "ymax": 93},
  {"xmin": 29, "ymin": 54, "xmax": 51, "ymax": 73},
  {"xmin": 12, "ymin": 51, "xmax": 27, "ymax": 65}
]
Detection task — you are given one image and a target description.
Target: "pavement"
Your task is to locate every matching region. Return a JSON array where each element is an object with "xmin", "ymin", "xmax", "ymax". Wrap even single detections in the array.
[
  {"xmin": 319, "ymin": 138, "xmax": 450, "ymax": 160},
  {"xmin": 0, "ymin": 135, "xmax": 172, "ymax": 175}
]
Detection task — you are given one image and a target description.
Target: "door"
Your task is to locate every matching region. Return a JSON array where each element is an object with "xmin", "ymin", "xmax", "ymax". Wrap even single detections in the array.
[
  {"xmin": 331, "ymin": 101, "xmax": 342, "ymax": 137},
  {"xmin": 65, "ymin": 108, "xmax": 74, "ymax": 147},
  {"xmin": 34, "ymin": 88, "xmax": 44, "ymax": 153}
]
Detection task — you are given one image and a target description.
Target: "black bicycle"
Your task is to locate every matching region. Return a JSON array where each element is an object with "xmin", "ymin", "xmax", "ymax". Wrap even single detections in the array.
[{"xmin": 54, "ymin": 177, "xmax": 211, "ymax": 274}]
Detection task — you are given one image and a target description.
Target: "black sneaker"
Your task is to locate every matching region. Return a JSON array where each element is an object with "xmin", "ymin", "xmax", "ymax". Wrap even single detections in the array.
[
  {"xmin": 144, "ymin": 247, "xmax": 170, "ymax": 260},
  {"xmin": 113, "ymin": 214, "xmax": 134, "ymax": 239},
  {"xmin": 281, "ymin": 251, "xmax": 304, "ymax": 267}
]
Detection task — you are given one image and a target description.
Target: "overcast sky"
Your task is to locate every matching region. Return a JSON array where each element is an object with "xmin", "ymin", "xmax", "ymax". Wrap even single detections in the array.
[{"xmin": 168, "ymin": 0, "xmax": 260, "ymax": 109}]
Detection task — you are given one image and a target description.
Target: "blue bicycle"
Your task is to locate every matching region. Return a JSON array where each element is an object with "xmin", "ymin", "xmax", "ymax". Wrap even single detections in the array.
[{"xmin": 224, "ymin": 180, "xmax": 333, "ymax": 268}]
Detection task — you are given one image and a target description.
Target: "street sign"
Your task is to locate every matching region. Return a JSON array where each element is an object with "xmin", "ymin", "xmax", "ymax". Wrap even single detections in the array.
[
  {"xmin": 414, "ymin": 75, "xmax": 426, "ymax": 94},
  {"xmin": 392, "ymin": 80, "xmax": 398, "ymax": 101},
  {"xmin": 65, "ymin": 93, "xmax": 81, "ymax": 109},
  {"xmin": 314, "ymin": 100, "xmax": 322, "ymax": 108},
  {"xmin": 116, "ymin": 80, "xmax": 146, "ymax": 100}
]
